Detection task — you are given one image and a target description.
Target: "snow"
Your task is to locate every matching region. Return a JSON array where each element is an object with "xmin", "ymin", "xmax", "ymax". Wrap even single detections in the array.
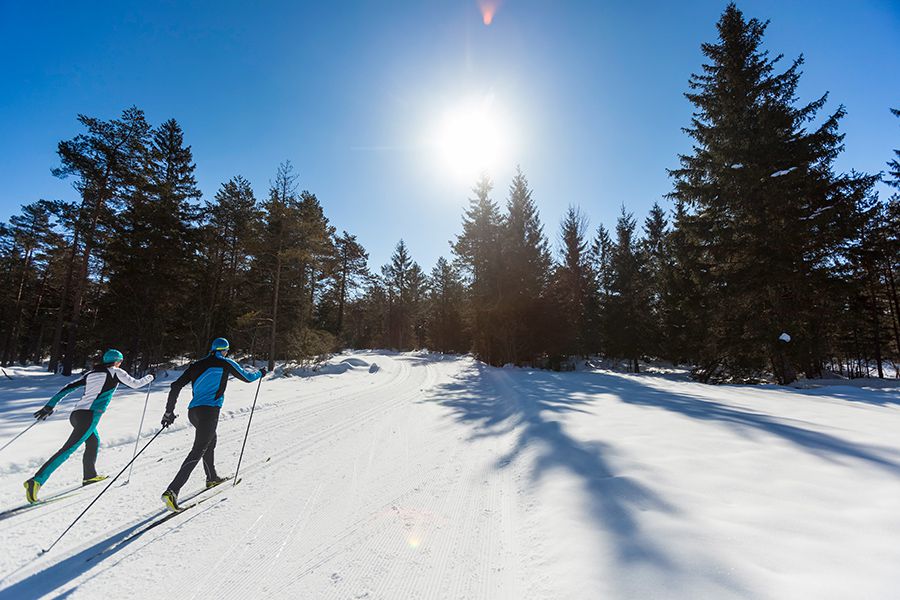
[
  {"xmin": 779, "ymin": 332, "xmax": 792, "ymax": 343},
  {"xmin": 0, "ymin": 353, "xmax": 899, "ymax": 599},
  {"xmin": 770, "ymin": 167, "xmax": 797, "ymax": 177}
]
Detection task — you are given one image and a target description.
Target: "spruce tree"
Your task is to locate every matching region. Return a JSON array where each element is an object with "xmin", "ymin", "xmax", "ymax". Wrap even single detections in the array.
[
  {"xmin": 606, "ymin": 208, "xmax": 651, "ymax": 372},
  {"xmin": 452, "ymin": 175, "xmax": 504, "ymax": 363},
  {"xmin": 641, "ymin": 203, "xmax": 669, "ymax": 359},
  {"xmin": 501, "ymin": 167, "xmax": 552, "ymax": 365},
  {"xmin": 102, "ymin": 118, "xmax": 201, "ymax": 369},
  {"xmin": 382, "ymin": 240, "xmax": 424, "ymax": 349},
  {"xmin": 669, "ymin": 3, "xmax": 876, "ymax": 382},
  {"xmin": 590, "ymin": 224, "xmax": 614, "ymax": 354},
  {"xmin": 426, "ymin": 257, "xmax": 468, "ymax": 353},
  {"xmin": 553, "ymin": 206, "xmax": 594, "ymax": 358}
]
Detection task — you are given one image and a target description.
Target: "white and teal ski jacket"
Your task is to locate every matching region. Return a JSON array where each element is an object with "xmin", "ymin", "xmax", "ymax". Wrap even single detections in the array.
[{"xmin": 47, "ymin": 366, "xmax": 153, "ymax": 414}]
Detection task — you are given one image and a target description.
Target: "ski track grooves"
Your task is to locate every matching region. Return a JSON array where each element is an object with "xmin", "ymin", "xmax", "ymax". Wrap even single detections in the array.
[
  {"xmin": 212, "ymin": 358, "xmax": 436, "ymax": 600},
  {"xmin": 0, "ymin": 356, "xmax": 424, "ymax": 590},
  {"xmin": 0, "ymin": 355, "xmax": 532, "ymax": 600}
]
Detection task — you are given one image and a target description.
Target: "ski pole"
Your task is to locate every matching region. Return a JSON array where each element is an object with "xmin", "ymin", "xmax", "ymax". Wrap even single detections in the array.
[
  {"xmin": 233, "ymin": 376, "xmax": 263, "ymax": 486},
  {"xmin": 0, "ymin": 420, "xmax": 39, "ymax": 455},
  {"xmin": 40, "ymin": 426, "xmax": 166, "ymax": 556},
  {"xmin": 123, "ymin": 380, "xmax": 153, "ymax": 485}
]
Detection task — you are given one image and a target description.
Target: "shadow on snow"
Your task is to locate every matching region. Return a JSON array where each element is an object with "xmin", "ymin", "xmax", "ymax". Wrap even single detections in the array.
[
  {"xmin": 0, "ymin": 502, "xmax": 218, "ymax": 600},
  {"xmin": 427, "ymin": 362, "xmax": 683, "ymax": 577},
  {"xmin": 426, "ymin": 359, "xmax": 900, "ymax": 594}
]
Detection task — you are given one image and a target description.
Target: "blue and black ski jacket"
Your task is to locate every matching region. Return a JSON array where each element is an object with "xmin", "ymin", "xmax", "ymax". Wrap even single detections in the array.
[{"xmin": 166, "ymin": 352, "xmax": 262, "ymax": 412}]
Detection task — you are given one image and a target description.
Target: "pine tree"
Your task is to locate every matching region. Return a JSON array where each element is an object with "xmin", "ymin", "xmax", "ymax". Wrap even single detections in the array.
[
  {"xmin": 606, "ymin": 208, "xmax": 651, "ymax": 372},
  {"xmin": 102, "ymin": 119, "xmax": 201, "ymax": 370},
  {"xmin": 669, "ymin": 3, "xmax": 877, "ymax": 382},
  {"xmin": 0, "ymin": 201, "xmax": 55, "ymax": 365},
  {"xmin": 501, "ymin": 167, "xmax": 552, "ymax": 365},
  {"xmin": 553, "ymin": 206, "xmax": 594, "ymax": 358},
  {"xmin": 589, "ymin": 224, "xmax": 614, "ymax": 354},
  {"xmin": 196, "ymin": 175, "xmax": 261, "ymax": 351},
  {"xmin": 257, "ymin": 161, "xmax": 302, "ymax": 369},
  {"xmin": 640, "ymin": 203, "xmax": 669, "ymax": 358},
  {"xmin": 382, "ymin": 240, "xmax": 425, "ymax": 349},
  {"xmin": 330, "ymin": 231, "xmax": 369, "ymax": 336},
  {"xmin": 51, "ymin": 106, "xmax": 151, "ymax": 374},
  {"xmin": 452, "ymin": 175, "xmax": 504, "ymax": 363},
  {"xmin": 426, "ymin": 257, "xmax": 468, "ymax": 353}
]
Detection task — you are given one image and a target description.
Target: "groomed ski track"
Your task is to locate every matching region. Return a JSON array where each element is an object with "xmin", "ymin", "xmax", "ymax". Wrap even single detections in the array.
[
  {"xmin": 1, "ymin": 352, "xmax": 900, "ymax": 599},
  {"xmin": 0, "ymin": 354, "xmax": 529, "ymax": 600}
]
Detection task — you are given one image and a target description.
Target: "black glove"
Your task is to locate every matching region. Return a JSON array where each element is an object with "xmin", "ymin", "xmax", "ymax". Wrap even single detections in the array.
[
  {"xmin": 161, "ymin": 411, "xmax": 177, "ymax": 428},
  {"xmin": 259, "ymin": 367, "xmax": 268, "ymax": 377},
  {"xmin": 34, "ymin": 406, "xmax": 53, "ymax": 421}
]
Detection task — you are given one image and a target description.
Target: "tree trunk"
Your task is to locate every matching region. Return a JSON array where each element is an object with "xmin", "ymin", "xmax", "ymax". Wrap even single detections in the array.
[
  {"xmin": 269, "ymin": 254, "xmax": 281, "ymax": 372},
  {"xmin": 869, "ymin": 282, "xmax": 884, "ymax": 379},
  {"xmin": 49, "ymin": 229, "xmax": 79, "ymax": 373},
  {"xmin": 63, "ymin": 239, "xmax": 94, "ymax": 376},
  {"xmin": 884, "ymin": 265, "xmax": 900, "ymax": 358},
  {"xmin": 337, "ymin": 258, "xmax": 348, "ymax": 333}
]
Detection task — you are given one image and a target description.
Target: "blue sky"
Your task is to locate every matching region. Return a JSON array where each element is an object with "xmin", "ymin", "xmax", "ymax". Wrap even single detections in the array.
[{"xmin": 1, "ymin": 0, "xmax": 898, "ymax": 270}]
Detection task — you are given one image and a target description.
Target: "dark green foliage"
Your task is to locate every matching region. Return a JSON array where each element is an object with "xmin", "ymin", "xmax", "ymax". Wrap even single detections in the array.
[
  {"xmin": 4, "ymin": 6, "xmax": 896, "ymax": 382},
  {"xmin": 426, "ymin": 257, "xmax": 469, "ymax": 353},
  {"xmin": 452, "ymin": 175, "xmax": 506, "ymax": 363},
  {"xmin": 381, "ymin": 240, "xmax": 427, "ymax": 350},
  {"xmin": 668, "ymin": 3, "xmax": 878, "ymax": 382},
  {"xmin": 551, "ymin": 207, "xmax": 596, "ymax": 358}
]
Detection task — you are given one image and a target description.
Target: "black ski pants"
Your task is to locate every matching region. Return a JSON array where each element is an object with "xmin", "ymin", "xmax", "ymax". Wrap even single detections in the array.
[{"xmin": 166, "ymin": 405, "xmax": 220, "ymax": 494}]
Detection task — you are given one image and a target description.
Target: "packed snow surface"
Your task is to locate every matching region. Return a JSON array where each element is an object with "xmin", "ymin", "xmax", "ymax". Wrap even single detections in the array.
[{"xmin": 0, "ymin": 353, "xmax": 899, "ymax": 599}]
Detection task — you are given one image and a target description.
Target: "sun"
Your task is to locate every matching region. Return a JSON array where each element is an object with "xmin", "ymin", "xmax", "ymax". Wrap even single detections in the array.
[{"xmin": 432, "ymin": 95, "xmax": 510, "ymax": 181}]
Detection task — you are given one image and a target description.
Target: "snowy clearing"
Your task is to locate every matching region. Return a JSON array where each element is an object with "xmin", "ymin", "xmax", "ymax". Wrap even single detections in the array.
[{"xmin": 0, "ymin": 352, "xmax": 899, "ymax": 599}]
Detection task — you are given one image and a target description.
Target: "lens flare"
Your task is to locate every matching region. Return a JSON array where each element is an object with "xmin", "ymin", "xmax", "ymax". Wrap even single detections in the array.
[{"xmin": 478, "ymin": 0, "xmax": 501, "ymax": 25}]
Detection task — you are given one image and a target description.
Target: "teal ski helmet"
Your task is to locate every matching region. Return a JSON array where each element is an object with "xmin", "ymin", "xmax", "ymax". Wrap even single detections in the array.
[
  {"xmin": 210, "ymin": 337, "xmax": 230, "ymax": 353},
  {"xmin": 102, "ymin": 349, "xmax": 124, "ymax": 364}
]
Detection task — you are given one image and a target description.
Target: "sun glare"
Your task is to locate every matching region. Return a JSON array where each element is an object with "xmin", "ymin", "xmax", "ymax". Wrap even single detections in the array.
[{"xmin": 433, "ymin": 95, "xmax": 510, "ymax": 182}]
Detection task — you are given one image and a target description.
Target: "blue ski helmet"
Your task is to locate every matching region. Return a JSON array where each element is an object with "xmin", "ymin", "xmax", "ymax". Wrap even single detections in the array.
[
  {"xmin": 102, "ymin": 349, "xmax": 124, "ymax": 364},
  {"xmin": 210, "ymin": 337, "xmax": 230, "ymax": 353}
]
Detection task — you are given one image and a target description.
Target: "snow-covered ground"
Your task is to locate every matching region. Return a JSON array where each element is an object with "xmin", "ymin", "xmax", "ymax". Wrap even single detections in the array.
[{"xmin": 0, "ymin": 352, "xmax": 898, "ymax": 599}]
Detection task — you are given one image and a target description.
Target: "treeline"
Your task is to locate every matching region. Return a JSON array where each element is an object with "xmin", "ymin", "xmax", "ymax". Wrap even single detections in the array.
[
  {"xmin": 344, "ymin": 5, "xmax": 900, "ymax": 382},
  {"xmin": 0, "ymin": 109, "xmax": 370, "ymax": 375},
  {"xmin": 1, "ymin": 3, "xmax": 898, "ymax": 383}
]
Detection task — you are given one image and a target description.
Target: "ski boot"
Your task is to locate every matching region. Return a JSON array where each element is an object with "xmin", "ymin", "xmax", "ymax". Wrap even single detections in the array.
[
  {"xmin": 161, "ymin": 489, "xmax": 181, "ymax": 512},
  {"xmin": 82, "ymin": 475, "xmax": 109, "ymax": 486},
  {"xmin": 206, "ymin": 476, "xmax": 228, "ymax": 489},
  {"xmin": 24, "ymin": 478, "xmax": 41, "ymax": 504}
]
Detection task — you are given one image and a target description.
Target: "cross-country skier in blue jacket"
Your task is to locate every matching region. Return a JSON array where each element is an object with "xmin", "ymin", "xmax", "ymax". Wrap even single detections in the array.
[
  {"xmin": 24, "ymin": 349, "xmax": 153, "ymax": 503},
  {"xmin": 160, "ymin": 338, "xmax": 265, "ymax": 511}
]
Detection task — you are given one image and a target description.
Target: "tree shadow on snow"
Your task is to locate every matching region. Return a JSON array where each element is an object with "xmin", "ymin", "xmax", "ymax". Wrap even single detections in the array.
[
  {"xmin": 590, "ymin": 373, "xmax": 900, "ymax": 474},
  {"xmin": 427, "ymin": 363, "xmax": 700, "ymax": 584},
  {"xmin": 426, "ymin": 361, "xmax": 900, "ymax": 595}
]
